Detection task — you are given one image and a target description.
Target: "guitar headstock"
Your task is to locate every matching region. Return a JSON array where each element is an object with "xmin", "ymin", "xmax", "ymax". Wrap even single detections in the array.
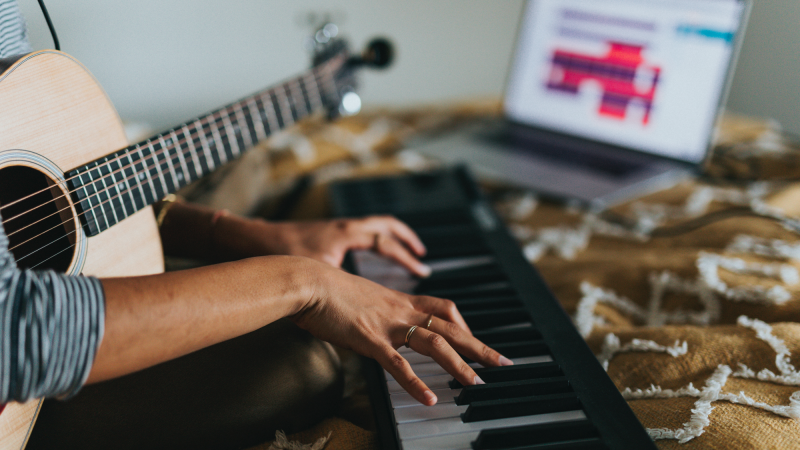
[{"xmin": 309, "ymin": 23, "xmax": 394, "ymax": 118}]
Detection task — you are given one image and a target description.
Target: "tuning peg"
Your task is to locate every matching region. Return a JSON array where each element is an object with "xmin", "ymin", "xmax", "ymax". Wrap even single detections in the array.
[{"xmin": 348, "ymin": 38, "xmax": 394, "ymax": 69}]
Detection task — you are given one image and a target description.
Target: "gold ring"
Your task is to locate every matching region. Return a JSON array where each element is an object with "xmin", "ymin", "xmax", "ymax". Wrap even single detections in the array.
[
  {"xmin": 425, "ymin": 315, "xmax": 433, "ymax": 330},
  {"xmin": 404, "ymin": 325, "xmax": 418, "ymax": 348}
]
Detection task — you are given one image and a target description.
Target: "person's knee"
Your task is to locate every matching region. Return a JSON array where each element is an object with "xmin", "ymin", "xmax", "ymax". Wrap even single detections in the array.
[{"xmin": 27, "ymin": 319, "xmax": 344, "ymax": 450}]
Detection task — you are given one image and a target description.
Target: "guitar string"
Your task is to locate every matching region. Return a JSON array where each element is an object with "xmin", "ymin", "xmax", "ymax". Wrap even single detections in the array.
[
  {"xmin": 1, "ymin": 63, "xmax": 344, "ymax": 240},
  {"xmin": 0, "ymin": 59, "xmax": 343, "ymax": 226},
  {"xmin": 3, "ymin": 68, "xmax": 338, "ymax": 241},
  {"xmin": 7, "ymin": 62, "xmax": 349, "ymax": 265},
  {"xmin": 0, "ymin": 55, "xmax": 343, "ymax": 217},
  {"xmin": 0, "ymin": 56, "xmax": 344, "ymax": 223}
]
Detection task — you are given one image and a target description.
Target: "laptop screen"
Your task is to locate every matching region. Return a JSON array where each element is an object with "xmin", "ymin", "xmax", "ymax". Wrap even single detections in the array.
[{"xmin": 504, "ymin": 0, "xmax": 747, "ymax": 163}]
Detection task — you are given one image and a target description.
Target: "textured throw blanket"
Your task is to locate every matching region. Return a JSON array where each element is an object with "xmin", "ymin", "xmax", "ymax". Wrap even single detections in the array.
[{"xmin": 176, "ymin": 105, "xmax": 800, "ymax": 449}]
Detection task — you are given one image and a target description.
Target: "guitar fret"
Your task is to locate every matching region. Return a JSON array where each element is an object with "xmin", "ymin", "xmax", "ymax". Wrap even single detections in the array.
[
  {"xmin": 194, "ymin": 119, "xmax": 216, "ymax": 174},
  {"xmin": 106, "ymin": 155, "xmax": 132, "ymax": 219},
  {"xmin": 170, "ymin": 130, "xmax": 192, "ymax": 186},
  {"xmin": 276, "ymin": 85, "xmax": 295, "ymax": 126},
  {"xmin": 153, "ymin": 140, "xmax": 177, "ymax": 194},
  {"xmin": 267, "ymin": 91, "xmax": 286, "ymax": 130},
  {"xmin": 97, "ymin": 159, "xmax": 123, "ymax": 226},
  {"xmin": 296, "ymin": 75, "xmax": 314, "ymax": 115},
  {"xmin": 156, "ymin": 136, "xmax": 180, "ymax": 192},
  {"xmin": 258, "ymin": 94, "xmax": 280, "ymax": 136},
  {"xmin": 288, "ymin": 77, "xmax": 308, "ymax": 118},
  {"xmin": 86, "ymin": 166, "xmax": 111, "ymax": 231},
  {"xmin": 220, "ymin": 110, "xmax": 241, "ymax": 157},
  {"xmin": 246, "ymin": 98, "xmax": 268, "ymax": 141},
  {"xmin": 232, "ymin": 102, "xmax": 255, "ymax": 148},
  {"xmin": 305, "ymin": 70, "xmax": 324, "ymax": 111},
  {"xmin": 145, "ymin": 141, "xmax": 169, "ymax": 198},
  {"xmin": 207, "ymin": 117, "xmax": 228, "ymax": 165},
  {"xmin": 124, "ymin": 151, "xmax": 147, "ymax": 210},
  {"xmin": 81, "ymin": 170, "xmax": 105, "ymax": 234},
  {"xmin": 135, "ymin": 144, "xmax": 158, "ymax": 205},
  {"xmin": 79, "ymin": 171, "xmax": 99, "ymax": 234},
  {"xmin": 180, "ymin": 125, "xmax": 203, "ymax": 179}
]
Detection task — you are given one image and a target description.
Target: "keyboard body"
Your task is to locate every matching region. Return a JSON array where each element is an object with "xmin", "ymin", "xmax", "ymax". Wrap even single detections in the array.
[{"xmin": 330, "ymin": 166, "xmax": 655, "ymax": 450}]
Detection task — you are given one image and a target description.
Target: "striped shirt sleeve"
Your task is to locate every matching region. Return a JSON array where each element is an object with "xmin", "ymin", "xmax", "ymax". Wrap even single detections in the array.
[{"xmin": 0, "ymin": 210, "xmax": 106, "ymax": 403}]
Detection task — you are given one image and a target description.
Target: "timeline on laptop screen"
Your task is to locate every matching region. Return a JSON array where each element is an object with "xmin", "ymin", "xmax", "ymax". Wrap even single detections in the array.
[{"xmin": 504, "ymin": 0, "xmax": 745, "ymax": 163}]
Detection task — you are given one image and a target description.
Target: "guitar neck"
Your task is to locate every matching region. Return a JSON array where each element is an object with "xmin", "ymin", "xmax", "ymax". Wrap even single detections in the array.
[{"xmin": 67, "ymin": 55, "xmax": 344, "ymax": 237}]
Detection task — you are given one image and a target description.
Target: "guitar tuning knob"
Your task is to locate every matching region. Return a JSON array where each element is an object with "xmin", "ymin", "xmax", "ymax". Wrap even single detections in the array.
[{"xmin": 349, "ymin": 38, "xmax": 394, "ymax": 69}]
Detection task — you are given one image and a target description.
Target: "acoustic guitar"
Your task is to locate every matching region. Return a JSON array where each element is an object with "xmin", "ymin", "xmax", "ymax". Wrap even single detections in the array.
[{"xmin": 0, "ymin": 33, "xmax": 392, "ymax": 449}]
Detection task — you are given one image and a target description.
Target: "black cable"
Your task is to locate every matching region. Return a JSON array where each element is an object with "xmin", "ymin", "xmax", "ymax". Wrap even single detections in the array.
[{"xmin": 37, "ymin": 0, "xmax": 60, "ymax": 51}]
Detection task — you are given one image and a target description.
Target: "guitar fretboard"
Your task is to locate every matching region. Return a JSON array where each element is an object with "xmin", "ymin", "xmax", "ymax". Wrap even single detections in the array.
[{"xmin": 67, "ymin": 54, "xmax": 345, "ymax": 236}]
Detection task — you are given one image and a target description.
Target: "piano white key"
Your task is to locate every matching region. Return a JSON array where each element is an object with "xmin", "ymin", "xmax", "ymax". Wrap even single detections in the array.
[
  {"xmin": 426, "ymin": 255, "xmax": 495, "ymax": 272},
  {"xmin": 398, "ymin": 409, "xmax": 586, "ymax": 441},
  {"xmin": 399, "ymin": 346, "xmax": 415, "ymax": 355},
  {"xmin": 395, "ymin": 403, "xmax": 468, "ymax": 423},
  {"xmin": 404, "ymin": 352, "xmax": 435, "ymax": 365},
  {"xmin": 400, "ymin": 431, "xmax": 480, "ymax": 450},
  {"xmin": 385, "ymin": 355, "xmax": 553, "ymax": 381},
  {"xmin": 388, "ymin": 374, "xmax": 452, "ymax": 394},
  {"xmin": 391, "ymin": 388, "xmax": 461, "ymax": 408}
]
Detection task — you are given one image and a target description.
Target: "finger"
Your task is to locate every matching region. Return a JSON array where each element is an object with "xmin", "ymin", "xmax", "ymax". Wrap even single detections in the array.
[
  {"xmin": 375, "ymin": 234, "xmax": 432, "ymax": 278},
  {"xmin": 409, "ymin": 327, "xmax": 484, "ymax": 388},
  {"xmin": 427, "ymin": 316, "xmax": 514, "ymax": 367},
  {"xmin": 384, "ymin": 217, "xmax": 427, "ymax": 257},
  {"xmin": 376, "ymin": 345, "xmax": 438, "ymax": 406},
  {"xmin": 361, "ymin": 216, "xmax": 427, "ymax": 257},
  {"xmin": 411, "ymin": 296, "xmax": 471, "ymax": 333}
]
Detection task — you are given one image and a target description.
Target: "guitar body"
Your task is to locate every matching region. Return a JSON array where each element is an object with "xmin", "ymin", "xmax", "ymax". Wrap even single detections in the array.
[{"xmin": 0, "ymin": 50, "xmax": 164, "ymax": 450}]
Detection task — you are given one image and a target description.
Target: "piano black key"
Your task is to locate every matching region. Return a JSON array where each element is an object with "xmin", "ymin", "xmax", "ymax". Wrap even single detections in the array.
[
  {"xmin": 461, "ymin": 308, "xmax": 532, "ymax": 331},
  {"xmin": 423, "ymin": 241, "xmax": 493, "ymax": 260},
  {"xmin": 397, "ymin": 209, "xmax": 473, "ymax": 228},
  {"xmin": 483, "ymin": 339, "xmax": 549, "ymax": 359},
  {"xmin": 471, "ymin": 418, "xmax": 602, "ymax": 450},
  {"xmin": 472, "ymin": 325, "xmax": 542, "ymax": 344},
  {"xmin": 461, "ymin": 393, "xmax": 580, "ymax": 423},
  {"xmin": 455, "ymin": 377, "xmax": 571, "ymax": 405},
  {"xmin": 450, "ymin": 362, "xmax": 563, "ymax": 388}
]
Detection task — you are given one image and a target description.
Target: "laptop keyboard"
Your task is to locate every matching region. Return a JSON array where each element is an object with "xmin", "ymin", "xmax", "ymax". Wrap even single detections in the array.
[{"xmin": 479, "ymin": 128, "xmax": 646, "ymax": 179}]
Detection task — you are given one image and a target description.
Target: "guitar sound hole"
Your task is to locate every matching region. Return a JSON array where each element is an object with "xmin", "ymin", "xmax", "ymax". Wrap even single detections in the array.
[{"xmin": 0, "ymin": 165, "xmax": 76, "ymax": 272}]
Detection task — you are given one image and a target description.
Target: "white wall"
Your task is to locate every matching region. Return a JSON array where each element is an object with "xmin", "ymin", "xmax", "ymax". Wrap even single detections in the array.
[
  {"xmin": 17, "ymin": 0, "xmax": 800, "ymax": 134},
  {"xmin": 18, "ymin": 0, "xmax": 523, "ymax": 131}
]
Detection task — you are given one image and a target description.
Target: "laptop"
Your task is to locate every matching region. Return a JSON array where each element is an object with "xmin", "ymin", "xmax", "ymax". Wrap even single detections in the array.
[{"xmin": 410, "ymin": 0, "xmax": 751, "ymax": 209}]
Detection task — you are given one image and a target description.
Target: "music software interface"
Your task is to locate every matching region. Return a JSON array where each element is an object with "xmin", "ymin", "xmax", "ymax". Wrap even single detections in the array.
[{"xmin": 504, "ymin": 0, "xmax": 745, "ymax": 163}]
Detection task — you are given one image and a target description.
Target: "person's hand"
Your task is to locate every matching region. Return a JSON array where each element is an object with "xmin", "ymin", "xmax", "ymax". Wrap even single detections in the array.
[
  {"xmin": 291, "ymin": 259, "xmax": 513, "ymax": 406},
  {"xmin": 226, "ymin": 216, "xmax": 431, "ymax": 277}
]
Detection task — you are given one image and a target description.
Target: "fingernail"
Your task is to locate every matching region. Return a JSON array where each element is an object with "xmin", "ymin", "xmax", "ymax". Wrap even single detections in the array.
[
  {"xmin": 423, "ymin": 390, "xmax": 437, "ymax": 405},
  {"xmin": 474, "ymin": 376, "xmax": 486, "ymax": 385},
  {"xmin": 498, "ymin": 355, "xmax": 514, "ymax": 366},
  {"xmin": 418, "ymin": 264, "xmax": 432, "ymax": 278}
]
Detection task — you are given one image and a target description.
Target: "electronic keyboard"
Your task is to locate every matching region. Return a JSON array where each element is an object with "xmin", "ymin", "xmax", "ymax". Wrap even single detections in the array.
[{"xmin": 330, "ymin": 166, "xmax": 656, "ymax": 450}]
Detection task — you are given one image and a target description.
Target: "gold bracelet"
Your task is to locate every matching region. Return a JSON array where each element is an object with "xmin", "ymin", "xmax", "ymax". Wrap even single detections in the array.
[{"xmin": 155, "ymin": 194, "xmax": 180, "ymax": 228}]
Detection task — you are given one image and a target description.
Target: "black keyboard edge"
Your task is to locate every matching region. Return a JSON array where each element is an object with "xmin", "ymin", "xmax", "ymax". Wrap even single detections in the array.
[{"xmin": 331, "ymin": 166, "xmax": 656, "ymax": 450}]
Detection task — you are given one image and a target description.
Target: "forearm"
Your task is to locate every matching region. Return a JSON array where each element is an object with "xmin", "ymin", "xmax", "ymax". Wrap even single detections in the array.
[
  {"xmin": 87, "ymin": 255, "xmax": 313, "ymax": 384},
  {"xmin": 157, "ymin": 201, "xmax": 282, "ymax": 261}
]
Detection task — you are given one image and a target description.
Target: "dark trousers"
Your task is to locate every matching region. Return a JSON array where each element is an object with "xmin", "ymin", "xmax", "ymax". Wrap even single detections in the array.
[{"xmin": 27, "ymin": 319, "xmax": 344, "ymax": 449}]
